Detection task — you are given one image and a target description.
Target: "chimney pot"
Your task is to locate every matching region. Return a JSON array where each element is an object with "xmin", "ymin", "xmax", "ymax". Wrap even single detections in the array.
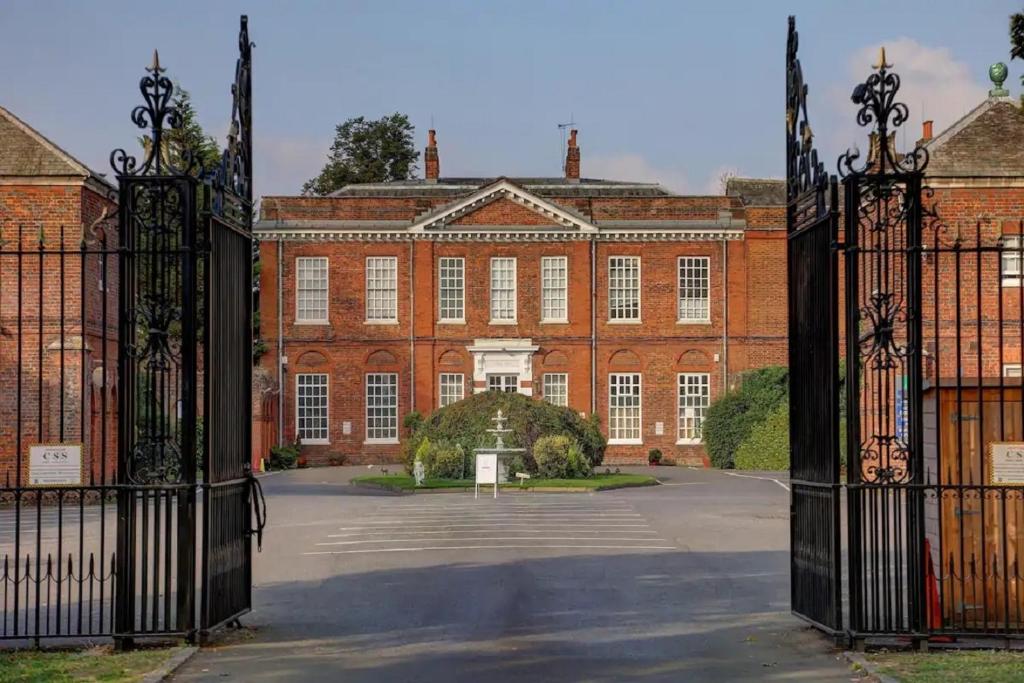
[
  {"xmin": 425, "ymin": 129, "xmax": 439, "ymax": 183},
  {"xmin": 565, "ymin": 129, "xmax": 580, "ymax": 182},
  {"xmin": 922, "ymin": 120, "xmax": 933, "ymax": 142}
]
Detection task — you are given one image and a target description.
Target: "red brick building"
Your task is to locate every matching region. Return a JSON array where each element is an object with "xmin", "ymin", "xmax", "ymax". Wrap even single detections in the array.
[
  {"xmin": 0, "ymin": 106, "xmax": 118, "ymax": 485},
  {"xmin": 256, "ymin": 131, "xmax": 788, "ymax": 465}
]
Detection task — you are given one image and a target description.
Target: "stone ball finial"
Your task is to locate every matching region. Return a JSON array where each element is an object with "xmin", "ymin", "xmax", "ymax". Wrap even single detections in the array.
[{"xmin": 990, "ymin": 62, "xmax": 1010, "ymax": 97}]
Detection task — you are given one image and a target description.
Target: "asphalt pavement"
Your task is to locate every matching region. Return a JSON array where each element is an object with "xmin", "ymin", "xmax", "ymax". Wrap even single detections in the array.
[{"xmin": 171, "ymin": 466, "xmax": 861, "ymax": 682}]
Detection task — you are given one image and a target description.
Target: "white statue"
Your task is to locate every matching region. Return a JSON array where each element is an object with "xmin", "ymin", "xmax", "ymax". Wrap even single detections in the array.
[{"xmin": 413, "ymin": 459, "xmax": 425, "ymax": 486}]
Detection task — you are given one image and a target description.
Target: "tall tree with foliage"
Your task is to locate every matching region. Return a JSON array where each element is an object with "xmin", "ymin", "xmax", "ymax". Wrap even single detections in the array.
[
  {"xmin": 141, "ymin": 85, "xmax": 222, "ymax": 176},
  {"xmin": 303, "ymin": 113, "xmax": 419, "ymax": 195},
  {"xmin": 1012, "ymin": 11, "xmax": 1024, "ymax": 65}
]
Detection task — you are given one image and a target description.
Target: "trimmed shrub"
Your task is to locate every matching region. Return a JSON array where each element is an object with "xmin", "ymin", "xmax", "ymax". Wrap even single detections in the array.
[
  {"xmin": 402, "ymin": 391, "xmax": 606, "ymax": 477},
  {"xmin": 567, "ymin": 441, "xmax": 590, "ymax": 478},
  {"xmin": 734, "ymin": 403, "xmax": 789, "ymax": 471},
  {"xmin": 533, "ymin": 435, "xmax": 572, "ymax": 479},
  {"xmin": 269, "ymin": 442, "xmax": 299, "ymax": 470},
  {"xmin": 702, "ymin": 366, "xmax": 788, "ymax": 469},
  {"xmin": 648, "ymin": 448, "xmax": 663, "ymax": 465},
  {"xmin": 430, "ymin": 444, "xmax": 464, "ymax": 479}
]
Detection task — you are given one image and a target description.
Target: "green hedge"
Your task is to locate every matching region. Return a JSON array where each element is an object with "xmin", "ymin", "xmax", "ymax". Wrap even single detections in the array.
[
  {"xmin": 702, "ymin": 366, "xmax": 788, "ymax": 469},
  {"xmin": 402, "ymin": 391, "xmax": 605, "ymax": 477},
  {"xmin": 734, "ymin": 403, "xmax": 789, "ymax": 471}
]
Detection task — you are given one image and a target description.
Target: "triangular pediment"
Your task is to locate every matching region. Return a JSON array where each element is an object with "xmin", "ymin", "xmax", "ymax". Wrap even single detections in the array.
[{"xmin": 409, "ymin": 179, "xmax": 597, "ymax": 232}]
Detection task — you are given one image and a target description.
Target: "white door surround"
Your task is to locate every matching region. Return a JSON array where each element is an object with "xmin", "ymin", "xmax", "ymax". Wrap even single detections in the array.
[{"xmin": 467, "ymin": 338, "xmax": 539, "ymax": 396}]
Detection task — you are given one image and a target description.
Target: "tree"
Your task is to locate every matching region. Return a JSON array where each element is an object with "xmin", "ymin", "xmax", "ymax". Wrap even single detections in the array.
[
  {"xmin": 303, "ymin": 113, "xmax": 419, "ymax": 195},
  {"xmin": 1012, "ymin": 11, "xmax": 1024, "ymax": 64},
  {"xmin": 141, "ymin": 84, "xmax": 222, "ymax": 176}
]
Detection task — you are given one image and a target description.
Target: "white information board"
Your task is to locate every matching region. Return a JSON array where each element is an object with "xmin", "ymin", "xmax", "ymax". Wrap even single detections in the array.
[
  {"xmin": 475, "ymin": 452, "xmax": 498, "ymax": 499},
  {"xmin": 29, "ymin": 444, "xmax": 83, "ymax": 487},
  {"xmin": 988, "ymin": 442, "xmax": 1024, "ymax": 484}
]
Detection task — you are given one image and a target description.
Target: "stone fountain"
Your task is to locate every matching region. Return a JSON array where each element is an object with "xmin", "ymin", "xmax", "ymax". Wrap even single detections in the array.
[{"xmin": 473, "ymin": 409, "xmax": 525, "ymax": 497}]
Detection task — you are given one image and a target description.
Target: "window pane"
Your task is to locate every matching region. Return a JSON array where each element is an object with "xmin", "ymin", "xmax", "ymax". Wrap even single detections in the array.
[
  {"xmin": 487, "ymin": 374, "xmax": 517, "ymax": 393},
  {"xmin": 439, "ymin": 257, "xmax": 465, "ymax": 320},
  {"xmin": 366, "ymin": 256, "xmax": 398, "ymax": 320},
  {"xmin": 541, "ymin": 256, "xmax": 568, "ymax": 321},
  {"xmin": 609, "ymin": 373, "xmax": 641, "ymax": 440},
  {"xmin": 678, "ymin": 257, "xmax": 710, "ymax": 322},
  {"xmin": 439, "ymin": 373, "xmax": 465, "ymax": 407},
  {"xmin": 366, "ymin": 373, "xmax": 398, "ymax": 440},
  {"xmin": 1003, "ymin": 236, "xmax": 1022, "ymax": 278},
  {"xmin": 296, "ymin": 373, "xmax": 329, "ymax": 442},
  {"xmin": 296, "ymin": 257, "xmax": 328, "ymax": 322},
  {"xmin": 490, "ymin": 258, "xmax": 517, "ymax": 321},
  {"xmin": 543, "ymin": 373, "xmax": 568, "ymax": 407},
  {"xmin": 609, "ymin": 257, "xmax": 640, "ymax": 320},
  {"xmin": 677, "ymin": 373, "xmax": 710, "ymax": 441}
]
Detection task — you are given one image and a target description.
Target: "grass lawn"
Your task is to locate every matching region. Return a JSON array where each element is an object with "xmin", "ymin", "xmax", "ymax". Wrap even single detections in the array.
[
  {"xmin": 352, "ymin": 472, "xmax": 658, "ymax": 492},
  {"xmin": 0, "ymin": 645, "xmax": 183, "ymax": 683},
  {"xmin": 867, "ymin": 650, "xmax": 1024, "ymax": 682}
]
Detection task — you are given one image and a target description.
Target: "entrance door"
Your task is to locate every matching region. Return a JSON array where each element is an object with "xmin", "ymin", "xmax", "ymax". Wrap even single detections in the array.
[{"xmin": 487, "ymin": 374, "xmax": 518, "ymax": 393}]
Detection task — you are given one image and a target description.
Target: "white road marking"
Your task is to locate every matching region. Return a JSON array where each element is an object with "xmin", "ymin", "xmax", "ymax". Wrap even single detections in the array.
[
  {"xmin": 304, "ymin": 544, "xmax": 676, "ymax": 555},
  {"xmin": 653, "ymin": 482, "xmax": 707, "ymax": 487},
  {"xmin": 721, "ymin": 471, "xmax": 790, "ymax": 492},
  {"xmin": 326, "ymin": 529, "xmax": 661, "ymax": 537},
  {"xmin": 316, "ymin": 536, "xmax": 669, "ymax": 546},
  {"xmin": 335, "ymin": 523, "xmax": 652, "ymax": 530}
]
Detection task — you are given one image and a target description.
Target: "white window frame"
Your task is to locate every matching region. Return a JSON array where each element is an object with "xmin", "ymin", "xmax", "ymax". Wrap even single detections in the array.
[
  {"xmin": 677, "ymin": 373, "xmax": 710, "ymax": 444},
  {"xmin": 543, "ymin": 373, "xmax": 569, "ymax": 407},
  {"xmin": 365, "ymin": 256, "xmax": 398, "ymax": 323},
  {"xmin": 1004, "ymin": 363, "xmax": 1022, "ymax": 378},
  {"xmin": 365, "ymin": 373, "xmax": 399, "ymax": 444},
  {"xmin": 295, "ymin": 256, "xmax": 329, "ymax": 324},
  {"xmin": 487, "ymin": 374, "xmax": 518, "ymax": 393},
  {"xmin": 295, "ymin": 373, "xmax": 329, "ymax": 445},
  {"xmin": 540, "ymin": 256, "xmax": 569, "ymax": 323},
  {"xmin": 608, "ymin": 256, "xmax": 641, "ymax": 323},
  {"xmin": 1002, "ymin": 235, "xmax": 1022, "ymax": 287},
  {"xmin": 608, "ymin": 373, "xmax": 642, "ymax": 444},
  {"xmin": 439, "ymin": 373, "xmax": 465, "ymax": 407},
  {"xmin": 677, "ymin": 256, "xmax": 711, "ymax": 323},
  {"xmin": 438, "ymin": 257, "xmax": 465, "ymax": 323},
  {"xmin": 489, "ymin": 257, "xmax": 517, "ymax": 323}
]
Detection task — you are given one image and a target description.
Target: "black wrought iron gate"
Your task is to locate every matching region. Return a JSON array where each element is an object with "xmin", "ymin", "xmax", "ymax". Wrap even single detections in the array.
[
  {"xmin": 0, "ymin": 15, "xmax": 262, "ymax": 647},
  {"xmin": 785, "ymin": 17, "xmax": 843, "ymax": 635}
]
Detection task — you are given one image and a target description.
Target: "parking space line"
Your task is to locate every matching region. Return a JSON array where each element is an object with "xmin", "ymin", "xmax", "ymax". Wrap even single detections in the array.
[
  {"xmin": 316, "ymin": 536, "xmax": 669, "ymax": 546},
  {"xmin": 304, "ymin": 544, "xmax": 676, "ymax": 555}
]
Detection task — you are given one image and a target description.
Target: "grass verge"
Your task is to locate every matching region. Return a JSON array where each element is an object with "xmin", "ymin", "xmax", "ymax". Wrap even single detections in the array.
[
  {"xmin": 0, "ymin": 645, "xmax": 183, "ymax": 683},
  {"xmin": 867, "ymin": 650, "xmax": 1024, "ymax": 683},
  {"xmin": 352, "ymin": 473, "xmax": 658, "ymax": 492}
]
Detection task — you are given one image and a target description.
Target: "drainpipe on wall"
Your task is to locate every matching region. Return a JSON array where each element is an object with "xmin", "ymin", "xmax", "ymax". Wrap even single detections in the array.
[
  {"xmin": 409, "ymin": 240, "xmax": 415, "ymax": 412},
  {"xmin": 721, "ymin": 237, "xmax": 729, "ymax": 394},
  {"xmin": 590, "ymin": 238, "xmax": 597, "ymax": 416},
  {"xmin": 277, "ymin": 239, "xmax": 284, "ymax": 447}
]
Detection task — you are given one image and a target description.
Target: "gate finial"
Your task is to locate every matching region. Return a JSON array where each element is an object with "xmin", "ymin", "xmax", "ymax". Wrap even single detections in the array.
[{"xmin": 872, "ymin": 46, "xmax": 892, "ymax": 70}]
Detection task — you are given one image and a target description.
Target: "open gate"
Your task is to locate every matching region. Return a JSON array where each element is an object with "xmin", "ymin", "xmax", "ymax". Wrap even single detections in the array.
[
  {"xmin": 785, "ymin": 17, "xmax": 843, "ymax": 635},
  {"xmin": 0, "ymin": 15, "xmax": 262, "ymax": 647}
]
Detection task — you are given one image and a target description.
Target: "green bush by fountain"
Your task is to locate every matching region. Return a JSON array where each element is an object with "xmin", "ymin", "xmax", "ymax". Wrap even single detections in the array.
[{"xmin": 401, "ymin": 391, "xmax": 606, "ymax": 478}]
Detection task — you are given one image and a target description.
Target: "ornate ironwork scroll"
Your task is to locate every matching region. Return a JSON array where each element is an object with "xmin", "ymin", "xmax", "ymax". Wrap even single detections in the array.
[
  {"xmin": 841, "ymin": 48, "xmax": 928, "ymax": 487},
  {"xmin": 786, "ymin": 16, "xmax": 829, "ymax": 230}
]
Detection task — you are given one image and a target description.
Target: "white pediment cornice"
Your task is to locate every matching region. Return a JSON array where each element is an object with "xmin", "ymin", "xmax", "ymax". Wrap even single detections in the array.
[{"xmin": 408, "ymin": 178, "xmax": 598, "ymax": 233}]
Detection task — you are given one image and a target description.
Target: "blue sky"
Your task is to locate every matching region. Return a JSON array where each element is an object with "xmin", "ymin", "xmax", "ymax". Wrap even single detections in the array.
[{"xmin": 1, "ymin": 1, "xmax": 1019, "ymax": 199}]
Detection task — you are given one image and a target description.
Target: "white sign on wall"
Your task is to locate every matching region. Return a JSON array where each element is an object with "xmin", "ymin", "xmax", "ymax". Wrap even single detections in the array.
[
  {"xmin": 475, "ymin": 452, "xmax": 499, "ymax": 498},
  {"xmin": 29, "ymin": 444, "xmax": 83, "ymax": 487},
  {"xmin": 988, "ymin": 442, "xmax": 1024, "ymax": 484}
]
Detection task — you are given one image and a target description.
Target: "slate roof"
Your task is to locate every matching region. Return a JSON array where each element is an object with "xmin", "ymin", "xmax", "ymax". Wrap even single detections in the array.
[
  {"xmin": 924, "ymin": 98, "xmax": 1024, "ymax": 178},
  {"xmin": 329, "ymin": 176, "xmax": 673, "ymax": 199},
  {"xmin": 725, "ymin": 177, "xmax": 786, "ymax": 206},
  {"xmin": 0, "ymin": 105, "xmax": 113, "ymax": 188}
]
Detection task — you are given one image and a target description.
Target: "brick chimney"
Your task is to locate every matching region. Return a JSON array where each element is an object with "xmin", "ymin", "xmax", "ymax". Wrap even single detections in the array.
[
  {"xmin": 564, "ymin": 129, "xmax": 580, "ymax": 183},
  {"xmin": 424, "ymin": 129, "xmax": 439, "ymax": 183},
  {"xmin": 921, "ymin": 120, "xmax": 933, "ymax": 142}
]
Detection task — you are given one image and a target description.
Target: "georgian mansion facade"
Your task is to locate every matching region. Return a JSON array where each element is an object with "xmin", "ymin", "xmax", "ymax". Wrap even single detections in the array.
[{"xmin": 255, "ymin": 131, "xmax": 787, "ymax": 464}]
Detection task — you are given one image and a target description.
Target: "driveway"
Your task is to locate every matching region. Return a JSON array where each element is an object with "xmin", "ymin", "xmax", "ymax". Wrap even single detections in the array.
[{"xmin": 172, "ymin": 466, "xmax": 858, "ymax": 682}]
